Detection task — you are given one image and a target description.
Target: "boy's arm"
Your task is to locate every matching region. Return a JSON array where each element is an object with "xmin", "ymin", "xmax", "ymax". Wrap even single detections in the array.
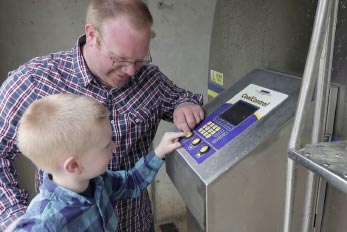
[
  {"xmin": 109, "ymin": 151, "xmax": 164, "ymax": 200},
  {"xmin": 108, "ymin": 131, "xmax": 184, "ymax": 200},
  {"xmin": 11, "ymin": 217, "xmax": 52, "ymax": 232}
]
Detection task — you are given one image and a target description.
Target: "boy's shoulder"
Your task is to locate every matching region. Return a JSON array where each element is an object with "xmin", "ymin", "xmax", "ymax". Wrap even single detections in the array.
[
  {"xmin": 25, "ymin": 193, "xmax": 67, "ymax": 221},
  {"xmin": 13, "ymin": 195, "xmax": 64, "ymax": 231},
  {"xmin": 16, "ymin": 191, "xmax": 85, "ymax": 231}
]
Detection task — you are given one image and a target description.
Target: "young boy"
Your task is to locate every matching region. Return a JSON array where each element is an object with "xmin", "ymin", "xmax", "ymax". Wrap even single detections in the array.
[{"xmin": 12, "ymin": 94, "xmax": 185, "ymax": 231}]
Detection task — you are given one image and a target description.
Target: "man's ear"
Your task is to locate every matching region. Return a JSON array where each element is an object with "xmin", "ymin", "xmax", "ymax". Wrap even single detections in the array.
[
  {"xmin": 85, "ymin": 23, "xmax": 97, "ymax": 47},
  {"xmin": 63, "ymin": 156, "xmax": 83, "ymax": 175}
]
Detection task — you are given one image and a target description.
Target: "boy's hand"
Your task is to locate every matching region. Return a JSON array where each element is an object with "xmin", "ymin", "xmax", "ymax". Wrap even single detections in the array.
[{"xmin": 154, "ymin": 132, "xmax": 186, "ymax": 159}]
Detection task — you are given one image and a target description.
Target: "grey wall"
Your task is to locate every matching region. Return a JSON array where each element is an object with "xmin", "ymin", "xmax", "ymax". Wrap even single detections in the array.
[
  {"xmin": 0, "ymin": 0, "xmax": 213, "ymax": 225},
  {"xmin": 0, "ymin": 1, "xmax": 88, "ymax": 80},
  {"xmin": 209, "ymin": 0, "xmax": 316, "ymax": 91}
]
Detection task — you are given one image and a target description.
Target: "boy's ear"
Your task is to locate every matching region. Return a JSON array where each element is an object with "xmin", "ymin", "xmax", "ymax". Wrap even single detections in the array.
[{"xmin": 63, "ymin": 156, "xmax": 83, "ymax": 175}]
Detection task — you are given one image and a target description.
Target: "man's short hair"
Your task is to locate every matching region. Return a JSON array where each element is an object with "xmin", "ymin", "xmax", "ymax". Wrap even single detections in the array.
[{"xmin": 86, "ymin": 0, "xmax": 153, "ymax": 33}]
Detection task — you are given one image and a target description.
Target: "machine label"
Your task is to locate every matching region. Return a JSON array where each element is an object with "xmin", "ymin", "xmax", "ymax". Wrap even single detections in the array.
[{"xmin": 210, "ymin": 69, "xmax": 224, "ymax": 86}]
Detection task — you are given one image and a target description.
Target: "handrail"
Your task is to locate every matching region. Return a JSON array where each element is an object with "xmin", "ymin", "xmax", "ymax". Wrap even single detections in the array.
[
  {"xmin": 283, "ymin": 0, "xmax": 337, "ymax": 231},
  {"xmin": 301, "ymin": 1, "xmax": 339, "ymax": 231}
]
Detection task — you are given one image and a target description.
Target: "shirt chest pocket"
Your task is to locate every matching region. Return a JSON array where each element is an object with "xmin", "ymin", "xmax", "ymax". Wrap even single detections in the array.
[
  {"xmin": 113, "ymin": 107, "xmax": 161, "ymax": 146},
  {"xmin": 127, "ymin": 107, "xmax": 160, "ymax": 130}
]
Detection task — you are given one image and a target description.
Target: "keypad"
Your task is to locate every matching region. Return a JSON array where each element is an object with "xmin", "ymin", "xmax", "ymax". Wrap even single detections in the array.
[{"xmin": 198, "ymin": 121, "xmax": 222, "ymax": 138}]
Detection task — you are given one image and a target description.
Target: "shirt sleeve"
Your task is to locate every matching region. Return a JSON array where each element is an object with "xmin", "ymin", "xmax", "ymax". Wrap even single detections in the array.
[
  {"xmin": 107, "ymin": 151, "xmax": 164, "ymax": 200},
  {"xmin": 0, "ymin": 67, "xmax": 39, "ymax": 230},
  {"xmin": 155, "ymin": 68, "xmax": 204, "ymax": 121},
  {"xmin": 12, "ymin": 217, "xmax": 53, "ymax": 232}
]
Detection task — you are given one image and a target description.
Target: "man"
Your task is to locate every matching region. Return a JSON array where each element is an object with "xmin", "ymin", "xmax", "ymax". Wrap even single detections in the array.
[{"xmin": 0, "ymin": 0, "xmax": 204, "ymax": 231}]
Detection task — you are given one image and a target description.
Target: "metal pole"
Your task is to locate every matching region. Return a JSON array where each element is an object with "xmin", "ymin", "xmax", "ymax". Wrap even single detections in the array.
[
  {"xmin": 283, "ymin": 0, "xmax": 332, "ymax": 231},
  {"xmin": 302, "ymin": 1, "xmax": 339, "ymax": 231}
]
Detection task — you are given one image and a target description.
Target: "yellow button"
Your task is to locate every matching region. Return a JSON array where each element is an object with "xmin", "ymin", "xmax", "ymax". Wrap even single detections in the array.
[
  {"xmin": 199, "ymin": 145, "xmax": 209, "ymax": 153},
  {"xmin": 192, "ymin": 138, "xmax": 201, "ymax": 146},
  {"xmin": 185, "ymin": 132, "xmax": 193, "ymax": 138}
]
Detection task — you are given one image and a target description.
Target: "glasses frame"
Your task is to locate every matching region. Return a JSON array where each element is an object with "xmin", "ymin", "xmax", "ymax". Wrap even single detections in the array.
[{"xmin": 94, "ymin": 26, "xmax": 152, "ymax": 68}]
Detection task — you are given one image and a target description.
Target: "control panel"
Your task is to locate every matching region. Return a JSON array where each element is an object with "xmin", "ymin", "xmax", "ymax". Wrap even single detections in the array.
[{"xmin": 180, "ymin": 84, "xmax": 288, "ymax": 164}]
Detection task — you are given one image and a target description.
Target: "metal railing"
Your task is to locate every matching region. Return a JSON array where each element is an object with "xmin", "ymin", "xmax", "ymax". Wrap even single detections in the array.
[{"xmin": 283, "ymin": 0, "xmax": 339, "ymax": 231}]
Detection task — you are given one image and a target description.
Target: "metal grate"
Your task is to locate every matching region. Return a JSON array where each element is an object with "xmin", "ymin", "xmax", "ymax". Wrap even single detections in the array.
[{"xmin": 289, "ymin": 140, "xmax": 347, "ymax": 193}]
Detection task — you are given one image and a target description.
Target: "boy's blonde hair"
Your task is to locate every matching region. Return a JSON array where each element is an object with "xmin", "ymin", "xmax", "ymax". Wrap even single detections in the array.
[
  {"xmin": 86, "ymin": 0, "xmax": 153, "ymax": 34},
  {"xmin": 17, "ymin": 94, "xmax": 109, "ymax": 172}
]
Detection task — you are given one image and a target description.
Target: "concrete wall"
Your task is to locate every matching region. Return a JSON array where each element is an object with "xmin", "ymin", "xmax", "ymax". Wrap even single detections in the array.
[
  {"xmin": 147, "ymin": 0, "xmax": 215, "ymax": 223},
  {"xmin": 0, "ymin": 0, "xmax": 213, "ymax": 226}
]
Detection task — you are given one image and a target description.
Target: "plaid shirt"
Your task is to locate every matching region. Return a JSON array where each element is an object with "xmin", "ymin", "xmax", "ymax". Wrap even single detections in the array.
[
  {"xmin": 12, "ymin": 151, "xmax": 164, "ymax": 232},
  {"xmin": 0, "ymin": 35, "xmax": 203, "ymax": 231}
]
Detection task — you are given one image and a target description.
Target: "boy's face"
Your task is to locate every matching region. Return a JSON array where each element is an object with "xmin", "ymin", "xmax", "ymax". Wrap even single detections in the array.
[{"xmin": 79, "ymin": 119, "xmax": 115, "ymax": 179}]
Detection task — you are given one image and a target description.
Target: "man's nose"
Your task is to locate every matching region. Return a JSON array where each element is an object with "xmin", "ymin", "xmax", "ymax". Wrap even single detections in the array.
[{"xmin": 122, "ymin": 63, "xmax": 137, "ymax": 76}]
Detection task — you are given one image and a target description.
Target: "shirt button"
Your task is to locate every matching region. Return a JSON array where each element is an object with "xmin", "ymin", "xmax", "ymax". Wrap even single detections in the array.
[
  {"xmin": 111, "ymin": 120, "xmax": 114, "ymax": 124},
  {"xmin": 135, "ymin": 119, "xmax": 140, "ymax": 123}
]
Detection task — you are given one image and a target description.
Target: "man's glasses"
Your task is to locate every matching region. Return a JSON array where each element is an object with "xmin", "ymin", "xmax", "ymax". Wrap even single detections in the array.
[
  {"xmin": 109, "ymin": 51, "xmax": 152, "ymax": 68},
  {"xmin": 95, "ymin": 26, "xmax": 152, "ymax": 68}
]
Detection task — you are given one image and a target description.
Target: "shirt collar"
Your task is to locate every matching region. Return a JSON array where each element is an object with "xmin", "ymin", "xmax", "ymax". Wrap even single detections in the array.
[
  {"xmin": 41, "ymin": 172, "xmax": 98, "ymax": 205},
  {"xmin": 73, "ymin": 35, "xmax": 95, "ymax": 88}
]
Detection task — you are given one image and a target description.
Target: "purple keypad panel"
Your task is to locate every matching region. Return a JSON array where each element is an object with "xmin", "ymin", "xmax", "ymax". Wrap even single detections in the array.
[{"xmin": 180, "ymin": 103, "xmax": 258, "ymax": 164}]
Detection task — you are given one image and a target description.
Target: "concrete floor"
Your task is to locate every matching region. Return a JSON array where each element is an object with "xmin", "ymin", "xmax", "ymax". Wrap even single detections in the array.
[{"xmin": 155, "ymin": 216, "xmax": 187, "ymax": 232}]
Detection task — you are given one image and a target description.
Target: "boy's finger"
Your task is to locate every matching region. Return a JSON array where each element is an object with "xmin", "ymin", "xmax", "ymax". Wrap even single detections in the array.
[
  {"xmin": 166, "ymin": 132, "xmax": 186, "ymax": 140},
  {"xmin": 169, "ymin": 141, "xmax": 182, "ymax": 150}
]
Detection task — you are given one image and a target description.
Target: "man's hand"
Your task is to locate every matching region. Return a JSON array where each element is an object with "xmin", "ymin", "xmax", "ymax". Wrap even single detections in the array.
[{"xmin": 173, "ymin": 103, "xmax": 204, "ymax": 133}]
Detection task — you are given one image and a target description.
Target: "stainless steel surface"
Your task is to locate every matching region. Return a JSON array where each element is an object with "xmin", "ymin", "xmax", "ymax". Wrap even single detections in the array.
[
  {"xmin": 325, "ymin": 86, "xmax": 338, "ymax": 136},
  {"xmin": 289, "ymin": 141, "xmax": 347, "ymax": 193},
  {"xmin": 186, "ymin": 208, "xmax": 203, "ymax": 232},
  {"xmin": 314, "ymin": 178, "xmax": 327, "ymax": 232},
  {"xmin": 284, "ymin": 0, "xmax": 335, "ymax": 231},
  {"xmin": 301, "ymin": 1, "xmax": 339, "ymax": 231},
  {"xmin": 314, "ymin": 86, "xmax": 339, "ymax": 232},
  {"xmin": 167, "ymin": 69, "xmax": 302, "ymax": 231},
  {"xmin": 321, "ymin": 1, "xmax": 347, "ymax": 229}
]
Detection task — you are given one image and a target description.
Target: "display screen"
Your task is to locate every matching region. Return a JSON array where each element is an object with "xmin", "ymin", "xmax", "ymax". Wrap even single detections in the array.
[{"xmin": 219, "ymin": 100, "xmax": 258, "ymax": 126}]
